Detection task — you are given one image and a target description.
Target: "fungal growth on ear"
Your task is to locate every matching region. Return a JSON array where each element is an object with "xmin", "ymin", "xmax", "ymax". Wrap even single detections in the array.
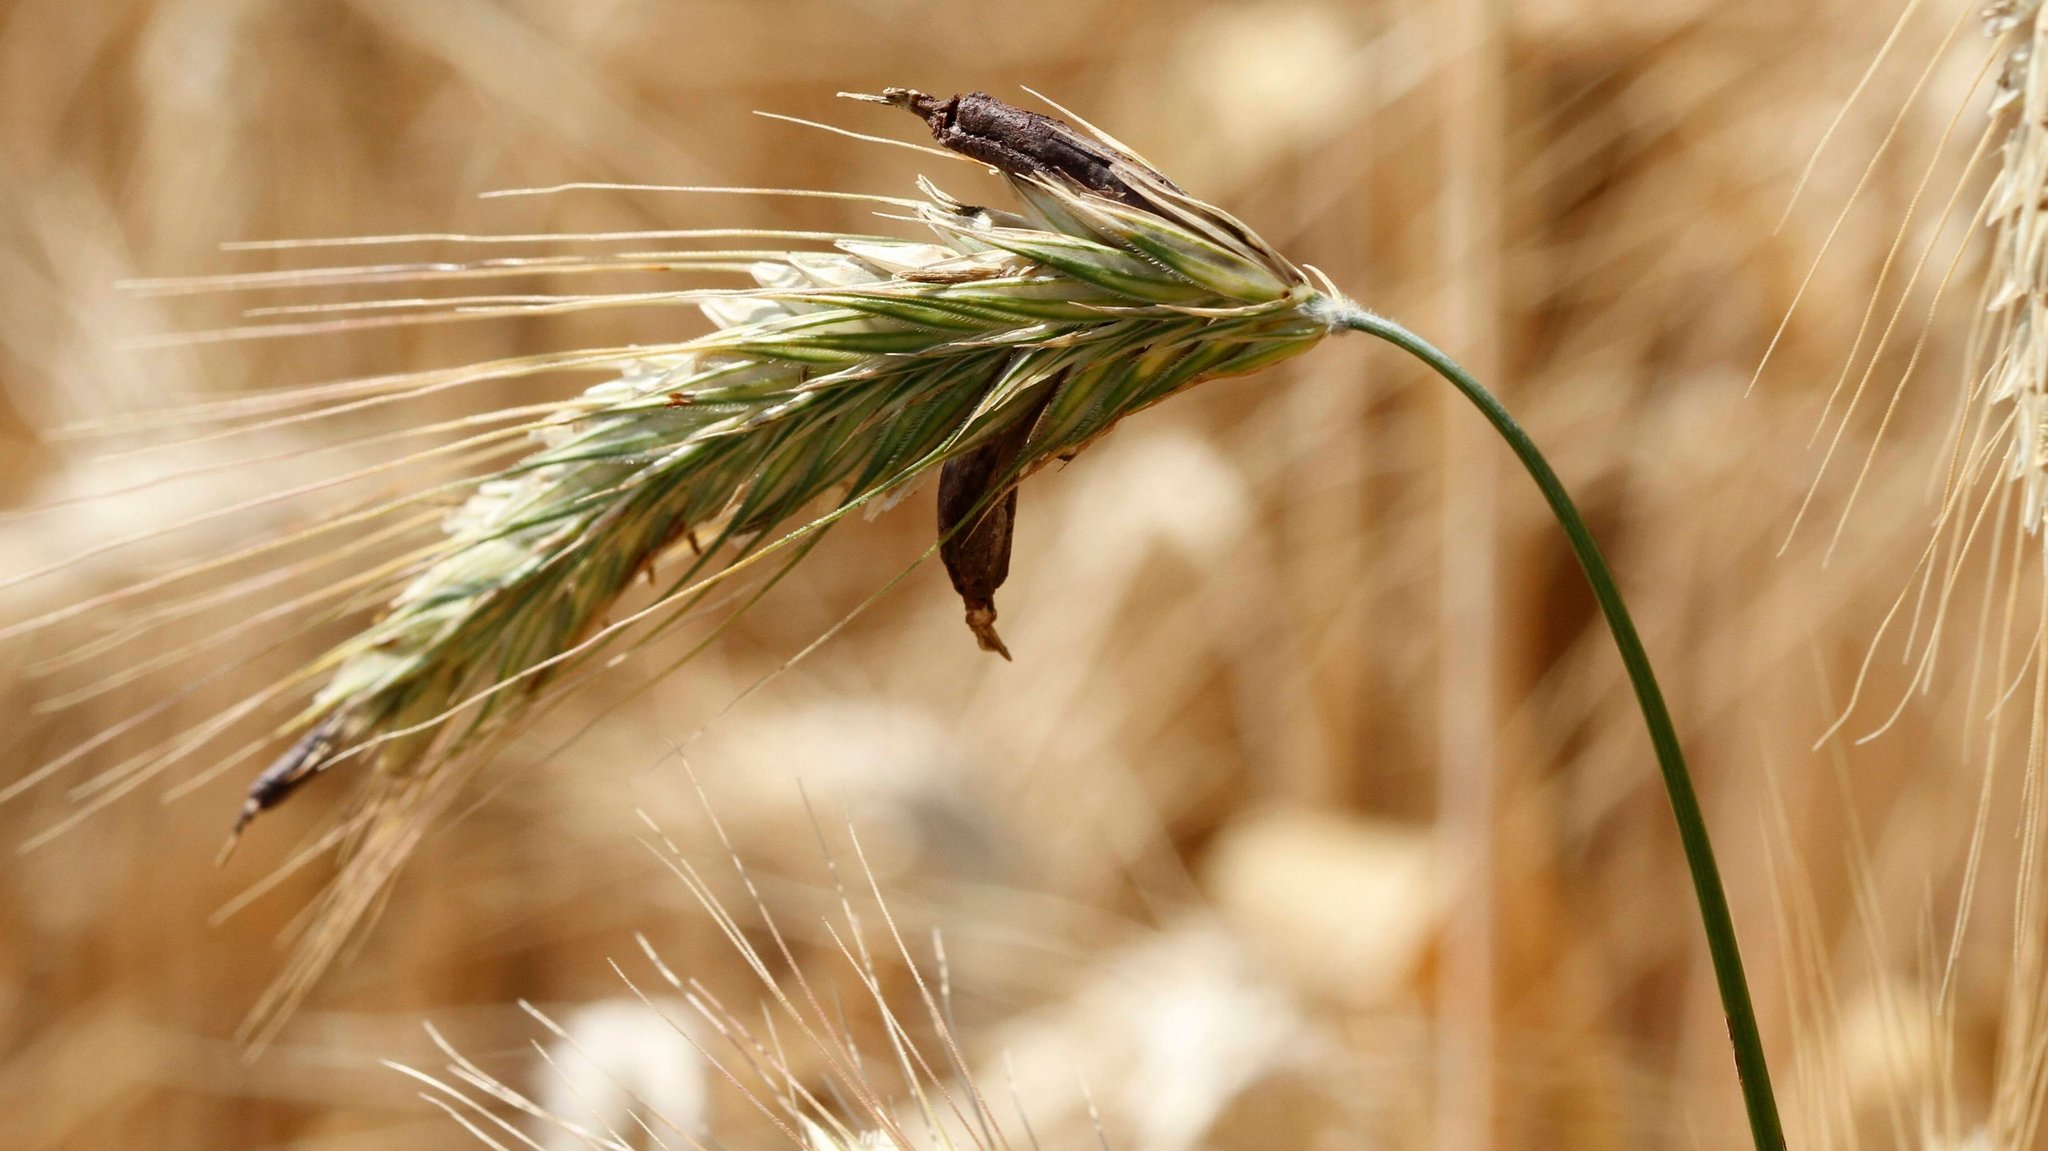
[
  {"xmin": 935, "ymin": 385, "xmax": 1057, "ymax": 660},
  {"xmin": 878, "ymin": 87, "xmax": 1168, "ymax": 209}
]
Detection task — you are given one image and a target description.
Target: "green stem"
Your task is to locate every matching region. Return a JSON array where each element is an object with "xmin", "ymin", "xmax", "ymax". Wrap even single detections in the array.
[{"xmin": 1333, "ymin": 307, "xmax": 1785, "ymax": 1151}]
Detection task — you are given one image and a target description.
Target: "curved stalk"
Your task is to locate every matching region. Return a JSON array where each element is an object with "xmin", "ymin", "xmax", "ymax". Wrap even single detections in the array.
[{"xmin": 1332, "ymin": 307, "xmax": 1785, "ymax": 1151}]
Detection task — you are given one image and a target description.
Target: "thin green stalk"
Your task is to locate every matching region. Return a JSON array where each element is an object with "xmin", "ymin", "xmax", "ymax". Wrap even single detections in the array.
[{"xmin": 1334, "ymin": 307, "xmax": 1786, "ymax": 1151}]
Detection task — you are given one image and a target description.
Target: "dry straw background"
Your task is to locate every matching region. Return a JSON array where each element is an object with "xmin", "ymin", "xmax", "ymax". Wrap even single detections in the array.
[{"xmin": 0, "ymin": 0, "xmax": 2018, "ymax": 1147}]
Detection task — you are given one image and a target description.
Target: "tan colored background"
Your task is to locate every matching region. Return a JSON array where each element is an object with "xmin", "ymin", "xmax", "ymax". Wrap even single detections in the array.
[{"xmin": 0, "ymin": 1, "xmax": 2005, "ymax": 1147}]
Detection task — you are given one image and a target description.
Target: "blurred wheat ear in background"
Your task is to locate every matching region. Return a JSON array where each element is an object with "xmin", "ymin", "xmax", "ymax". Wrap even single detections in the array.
[
  {"xmin": 0, "ymin": 2, "xmax": 2032, "ymax": 1149},
  {"xmin": 1755, "ymin": 1, "xmax": 2048, "ymax": 1148}
]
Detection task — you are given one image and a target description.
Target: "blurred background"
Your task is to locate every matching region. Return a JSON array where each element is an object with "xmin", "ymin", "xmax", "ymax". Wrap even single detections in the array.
[{"xmin": 0, "ymin": 0, "xmax": 2018, "ymax": 1147}]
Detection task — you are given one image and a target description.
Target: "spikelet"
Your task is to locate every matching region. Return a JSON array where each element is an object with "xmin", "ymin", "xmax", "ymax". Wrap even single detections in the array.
[
  {"xmin": 4, "ymin": 89, "xmax": 1350, "ymax": 1037},
  {"xmin": 1983, "ymin": 3, "xmax": 2048, "ymax": 529}
]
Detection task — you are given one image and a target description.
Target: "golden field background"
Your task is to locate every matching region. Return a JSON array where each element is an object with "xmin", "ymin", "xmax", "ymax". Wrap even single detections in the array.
[{"xmin": 0, "ymin": 0, "xmax": 2017, "ymax": 1147}]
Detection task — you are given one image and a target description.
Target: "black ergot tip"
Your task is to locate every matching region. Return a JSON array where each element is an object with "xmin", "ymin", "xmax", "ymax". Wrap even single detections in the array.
[{"xmin": 220, "ymin": 715, "xmax": 344, "ymax": 861}]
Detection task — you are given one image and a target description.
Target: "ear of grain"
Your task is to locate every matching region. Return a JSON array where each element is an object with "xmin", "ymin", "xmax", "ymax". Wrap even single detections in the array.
[{"xmin": 4, "ymin": 100, "xmax": 1346, "ymax": 1041}]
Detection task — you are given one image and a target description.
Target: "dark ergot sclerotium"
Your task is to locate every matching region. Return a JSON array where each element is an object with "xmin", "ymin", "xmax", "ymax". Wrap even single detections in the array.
[
  {"xmin": 232, "ymin": 714, "xmax": 342, "ymax": 837},
  {"xmin": 935, "ymin": 383, "xmax": 1058, "ymax": 660},
  {"xmin": 880, "ymin": 88, "xmax": 1173, "ymax": 210}
]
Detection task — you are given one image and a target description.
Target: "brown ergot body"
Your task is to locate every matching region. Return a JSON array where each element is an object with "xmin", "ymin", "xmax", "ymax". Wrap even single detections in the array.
[
  {"xmin": 935, "ymin": 386, "xmax": 1057, "ymax": 660},
  {"xmin": 880, "ymin": 88, "xmax": 1166, "ymax": 209}
]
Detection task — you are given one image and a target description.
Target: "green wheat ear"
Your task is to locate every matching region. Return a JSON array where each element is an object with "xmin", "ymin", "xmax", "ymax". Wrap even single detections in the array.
[
  {"xmin": 180, "ymin": 89, "xmax": 1347, "ymax": 1040},
  {"xmin": 232, "ymin": 100, "xmax": 1336, "ymax": 835}
]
